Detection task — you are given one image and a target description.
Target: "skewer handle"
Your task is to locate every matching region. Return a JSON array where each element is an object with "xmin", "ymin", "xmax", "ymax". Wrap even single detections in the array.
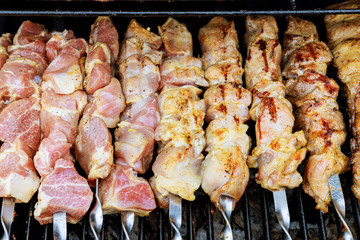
[
  {"xmin": 0, "ymin": 198, "xmax": 15, "ymax": 240},
  {"xmin": 219, "ymin": 195, "xmax": 234, "ymax": 240},
  {"xmin": 169, "ymin": 194, "xmax": 182, "ymax": 240},
  {"xmin": 273, "ymin": 190, "xmax": 292, "ymax": 240},
  {"xmin": 328, "ymin": 175, "xmax": 354, "ymax": 240},
  {"xmin": 53, "ymin": 212, "xmax": 67, "ymax": 240},
  {"xmin": 89, "ymin": 179, "xmax": 103, "ymax": 240},
  {"xmin": 121, "ymin": 211, "xmax": 134, "ymax": 240}
]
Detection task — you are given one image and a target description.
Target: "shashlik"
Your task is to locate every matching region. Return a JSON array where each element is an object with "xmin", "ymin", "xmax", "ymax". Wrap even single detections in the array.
[
  {"xmin": 199, "ymin": 16, "xmax": 251, "ymax": 208},
  {"xmin": 33, "ymin": 28, "xmax": 92, "ymax": 224},
  {"xmin": 99, "ymin": 19, "xmax": 159, "ymax": 216},
  {"xmin": 150, "ymin": 17, "xmax": 206, "ymax": 209},
  {"xmin": 325, "ymin": 0, "xmax": 360, "ymax": 203},
  {"xmin": 244, "ymin": 16, "xmax": 307, "ymax": 191},
  {"xmin": 283, "ymin": 16, "xmax": 348, "ymax": 213}
]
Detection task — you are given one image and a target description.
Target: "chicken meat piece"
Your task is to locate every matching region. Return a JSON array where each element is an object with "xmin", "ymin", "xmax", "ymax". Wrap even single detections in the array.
[
  {"xmin": 13, "ymin": 20, "xmax": 50, "ymax": 46},
  {"xmin": 159, "ymin": 55, "xmax": 208, "ymax": 89},
  {"xmin": 151, "ymin": 146, "xmax": 203, "ymax": 207},
  {"xmin": 244, "ymin": 16, "xmax": 279, "ymax": 46},
  {"xmin": 0, "ymin": 96, "xmax": 41, "ymax": 152},
  {"xmin": 89, "ymin": 16, "xmax": 119, "ymax": 63},
  {"xmin": 119, "ymin": 54, "xmax": 160, "ymax": 104},
  {"xmin": 114, "ymin": 95, "xmax": 159, "ymax": 173},
  {"xmin": 202, "ymin": 117, "xmax": 250, "ymax": 206},
  {"xmin": 125, "ymin": 19, "xmax": 163, "ymax": 51},
  {"xmin": 46, "ymin": 30, "xmax": 75, "ymax": 62},
  {"xmin": 34, "ymin": 159, "xmax": 93, "ymax": 225},
  {"xmin": 83, "ymin": 77, "xmax": 125, "ymax": 128},
  {"xmin": 84, "ymin": 42, "xmax": 112, "ymax": 94},
  {"xmin": 204, "ymin": 83, "xmax": 251, "ymax": 123},
  {"xmin": 158, "ymin": 18, "xmax": 193, "ymax": 57},
  {"xmin": 0, "ymin": 33, "xmax": 13, "ymax": 70},
  {"xmin": 0, "ymin": 139, "xmax": 40, "ymax": 203},
  {"xmin": 282, "ymin": 16, "xmax": 319, "ymax": 64},
  {"xmin": 99, "ymin": 163, "xmax": 156, "ymax": 216},
  {"xmin": 42, "ymin": 38, "xmax": 87, "ymax": 94},
  {"xmin": 75, "ymin": 116, "xmax": 113, "ymax": 184}
]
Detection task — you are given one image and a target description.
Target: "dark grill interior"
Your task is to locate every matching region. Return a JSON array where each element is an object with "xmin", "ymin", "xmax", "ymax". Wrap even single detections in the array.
[{"xmin": 1, "ymin": 0, "xmax": 360, "ymax": 239}]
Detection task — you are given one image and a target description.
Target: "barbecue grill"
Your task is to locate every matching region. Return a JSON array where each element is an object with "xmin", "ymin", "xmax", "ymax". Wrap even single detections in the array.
[{"xmin": 0, "ymin": 0, "xmax": 359, "ymax": 239}]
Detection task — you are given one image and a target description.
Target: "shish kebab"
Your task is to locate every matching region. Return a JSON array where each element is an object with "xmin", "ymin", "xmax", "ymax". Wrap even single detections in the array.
[
  {"xmin": 150, "ymin": 17, "xmax": 208, "ymax": 240},
  {"xmin": 199, "ymin": 17, "xmax": 251, "ymax": 240},
  {"xmin": 99, "ymin": 19, "xmax": 161, "ymax": 238},
  {"xmin": 244, "ymin": 16, "xmax": 308, "ymax": 239},
  {"xmin": 282, "ymin": 16, "xmax": 353, "ymax": 239},
  {"xmin": 0, "ymin": 22, "xmax": 48, "ymax": 240},
  {"xmin": 74, "ymin": 16, "xmax": 126, "ymax": 239},
  {"xmin": 33, "ymin": 26, "xmax": 93, "ymax": 239},
  {"xmin": 325, "ymin": 0, "xmax": 360, "ymax": 203}
]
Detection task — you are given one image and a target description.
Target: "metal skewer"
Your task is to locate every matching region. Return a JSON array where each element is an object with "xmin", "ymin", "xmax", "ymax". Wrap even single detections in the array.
[
  {"xmin": 273, "ymin": 190, "xmax": 292, "ymax": 240},
  {"xmin": 219, "ymin": 195, "xmax": 234, "ymax": 240},
  {"xmin": 169, "ymin": 194, "xmax": 182, "ymax": 240},
  {"xmin": 89, "ymin": 179, "xmax": 103, "ymax": 240},
  {"xmin": 0, "ymin": 198, "xmax": 15, "ymax": 240},
  {"xmin": 328, "ymin": 175, "xmax": 354, "ymax": 240},
  {"xmin": 121, "ymin": 211, "xmax": 134, "ymax": 240},
  {"xmin": 53, "ymin": 212, "xmax": 67, "ymax": 240}
]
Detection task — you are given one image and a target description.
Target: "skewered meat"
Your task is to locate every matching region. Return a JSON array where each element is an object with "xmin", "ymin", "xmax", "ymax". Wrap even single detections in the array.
[
  {"xmin": 75, "ymin": 17, "xmax": 125, "ymax": 183},
  {"xmin": 151, "ymin": 18, "xmax": 205, "ymax": 209},
  {"xmin": 0, "ymin": 139, "xmax": 40, "ymax": 203},
  {"xmin": 0, "ymin": 21, "xmax": 49, "ymax": 105},
  {"xmin": 325, "ymin": 1, "xmax": 360, "ymax": 203},
  {"xmin": 198, "ymin": 17, "xmax": 251, "ymax": 207},
  {"xmin": 0, "ymin": 96, "xmax": 41, "ymax": 152},
  {"xmin": 34, "ymin": 29, "xmax": 92, "ymax": 224},
  {"xmin": 245, "ymin": 16, "xmax": 307, "ymax": 191},
  {"xmin": 0, "ymin": 33, "xmax": 12, "ymax": 70},
  {"xmin": 283, "ymin": 16, "xmax": 348, "ymax": 212},
  {"xmin": 100, "ymin": 164, "xmax": 156, "ymax": 217},
  {"xmin": 42, "ymin": 38, "xmax": 87, "ymax": 95},
  {"xmin": 100, "ymin": 19, "xmax": 158, "ymax": 216},
  {"xmin": 34, "ymin": 159, "xmax": 93, "ymax": 225}
]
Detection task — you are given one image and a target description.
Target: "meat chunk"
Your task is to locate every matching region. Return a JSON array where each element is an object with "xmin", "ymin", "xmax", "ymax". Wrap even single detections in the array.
[
  {"xmin": 99, "ymin": 164, "xmax": 156, "ymax": 217},
  {"xmin": 0, "ymin": 139, "xmax": 40, "ymax": 203},
  {"xmin": 34, "ymin": 159, "xmax": 93, "ymax": 225},
  {"xmin": 0, "ymin": 96, "xmax": 41, "ymax": 152},
  {"xmin": 0, "ymin": 33, "xmax": 13, "ymax": 69},
  {"xmin": 125, "ymin": 19, "xmax": 162, "ymax": 51},
  {"xmin": 158, "ymin": 18, "xmax": 193, "ymax": 57},
  {"xmin": 75, "ymin": 116, "xmax": 114, "ymax": 183},
  {"xmin": 90, "ymin": 16, "xmax": 119, "ymax": 63}
]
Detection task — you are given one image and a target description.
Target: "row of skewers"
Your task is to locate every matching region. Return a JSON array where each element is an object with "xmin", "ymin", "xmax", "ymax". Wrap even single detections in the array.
[{"xmin": 0, "ymin": 1, "xmax": 360, "ymax": 239}]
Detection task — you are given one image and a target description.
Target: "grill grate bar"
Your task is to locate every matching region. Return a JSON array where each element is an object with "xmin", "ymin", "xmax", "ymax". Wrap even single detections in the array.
[
  {"xmin": 159, "ymin": 209, "xmax": 164, "ymax": 240},
  {"xmin": 318, "ymin": 211, "xmax": 327, "ymax": 240},
  {"xmin": 2, "ymin": 9, "xmax": 360, "ymax": 17},
  {"xmin": 296, "ymin": 188, "xmax": 308, "ymax": 240},
  {"xmin": 186, "ymin": 201, "xmax": 194, "ymax": 240},
  {"xmin": 138, "ymin": 216, "xmax": 144, "ymax": 240},
  {"xmin": 206, "ymin": 200, "xmax": 214, "ymax": 240},
  {"xmin": 243, "ymin": 190, "xmax": 252, "ymax": 240},
  {"xmin": 261, "ymin": 189, "xmax": 271, "ymax": 240},
  {"xmin": 351, "ymin": 192, "xmax": 360, "ymax": 238}
]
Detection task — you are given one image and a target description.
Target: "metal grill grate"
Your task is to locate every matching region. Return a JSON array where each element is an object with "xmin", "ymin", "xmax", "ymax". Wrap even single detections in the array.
[{"xmin": 1, "ymin": 1, "xmax": 360, "ymax": 239}]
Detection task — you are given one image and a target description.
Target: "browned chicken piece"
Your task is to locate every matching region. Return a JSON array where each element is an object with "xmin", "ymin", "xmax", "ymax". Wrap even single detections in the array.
[
  {"xmin": 199, "ymin": 16, "xmax": 243, "ymax": 86},
  {"xmin": 325, "ymin": 1, "xmax": 360, "ymax": 49},
  {"xmin": 245, "ymin": 16, "xmax": 307, "ymax": 191},
  {"xmin": 158, "ymin": 18, "xmax": 193, "ymax": 57},
  {"xmin": 282, "ymin": 16, "xmax": 319, "ymax": 65},
  {"xmin": 325, "ymin": 3, "xmax": 360, "ymax": 202},
  {"xmin": 283, "ymin": 17, "xmax": 348, "ymax": 212},
  {"xmin": 151, "ymin": 18, "xmax": 206, "ymax": 208},
  {"xmin": 198, "ymin": 17, "xmax": 252, "ymax": 209}
]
